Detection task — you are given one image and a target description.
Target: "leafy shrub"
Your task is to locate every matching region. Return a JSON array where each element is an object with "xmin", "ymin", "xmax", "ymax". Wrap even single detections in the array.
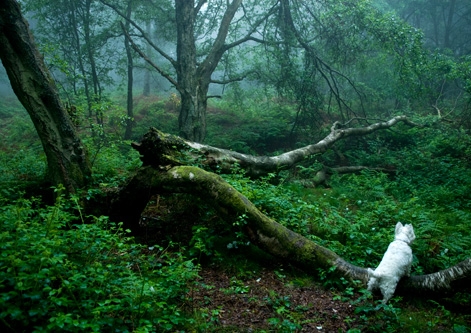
[
  {"xmin": 0, "ymin": 193, "xmax": 198, "ymax": 332},
  {"xmin": 83, "ymin": 139, "xmax": 141, "ymax": 186},
  {"xmin": 0, "ymin": 148, "xmax": 46, "ymax": 185}
]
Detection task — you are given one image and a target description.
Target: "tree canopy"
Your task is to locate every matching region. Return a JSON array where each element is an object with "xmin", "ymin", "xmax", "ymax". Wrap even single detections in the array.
[{"xmin": 19, "ymin": 0, "xmax": 471, "ymax": 141}]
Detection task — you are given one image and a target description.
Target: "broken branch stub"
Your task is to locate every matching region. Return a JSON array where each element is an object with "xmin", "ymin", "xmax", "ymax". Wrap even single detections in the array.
[{"xmin": 131, "ymin": 127, "xmax": 191, "ymax": 167}]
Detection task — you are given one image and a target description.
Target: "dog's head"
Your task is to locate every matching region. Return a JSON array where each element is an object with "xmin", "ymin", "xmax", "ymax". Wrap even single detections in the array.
[{"xmin": 394, "ymin": 222, "xmax": 416, "ymax": 244}]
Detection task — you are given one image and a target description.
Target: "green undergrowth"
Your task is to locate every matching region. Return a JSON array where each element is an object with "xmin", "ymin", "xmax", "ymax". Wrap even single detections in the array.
[
  {"xmin": 0, "ymin": 190, "xmax": 199, "ymax": 332},
  {"xmin": 83, "ymin": 138, "xmax": 141, "ymax": 187},
  {"xmin": 1, "ymin": 94, "xmax": 470, "ymax": 331},
  {"xmin": 0, "ymin": 98, "xmax": 46, "ymax": 195},
  {"xmin": 205, "ymin": 89, "xmax": 296, "ymax": 154},
  {"xmin": 129, "ymin": 95, "xmax": 179, "ymax": 139},
  {"xmin": 220, "ymin": 165, "xmax": 471, "ymax": 275},
  {"xmin": 193, "ymin": 171, "xmax": 470, "ymax": 331}
]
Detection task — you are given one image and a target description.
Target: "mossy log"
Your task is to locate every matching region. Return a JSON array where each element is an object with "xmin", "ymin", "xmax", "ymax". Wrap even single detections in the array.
[
  {"xmin": 110, "ymin": 165, "xmax": 368, "ymax": 282},
  {"xmin": 110, "ymin": 165, "xmax": 471, "ymax": 298}
]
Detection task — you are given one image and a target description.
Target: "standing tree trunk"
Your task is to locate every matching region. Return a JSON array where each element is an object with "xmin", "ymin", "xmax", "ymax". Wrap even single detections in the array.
[
  {"xmin": 69, "ymin": 0, "xmax": 93, "ymax": 117},
  {"xmin": 175, "ymin": 0, "xmax": 243, "ymax": 142},
  {"xmin": 107, "ymin": 0, "xmax": 270, "ymax": 142},
  {"xmin": 175, "ymin": 0, "xmax": 205, "ymax": 142},
  {"xmin": 123, "ymin": 0, "xmax": 134, "ymax": 140},
  {"xmin": 83, "ymin": 0, "xmax": 104, "ymax": 126},
  {"xmin": 0, "ymin": 0, "xmax": 91, "ymax": 193},
  {"xmin": 142, "ymin": 20, "xmax": 151, "ymax": 97}
]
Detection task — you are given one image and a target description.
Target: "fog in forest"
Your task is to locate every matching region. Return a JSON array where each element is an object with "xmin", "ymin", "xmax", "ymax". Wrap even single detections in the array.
[{"xmin": 1, "ymin": 1, "xmax": 471, "ymax": 332}]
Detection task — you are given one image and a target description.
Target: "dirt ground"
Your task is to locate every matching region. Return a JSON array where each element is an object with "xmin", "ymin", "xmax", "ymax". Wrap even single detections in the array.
[{"xmin": 189, "ymin": 265, "xmax": 363, "ymax": 332}]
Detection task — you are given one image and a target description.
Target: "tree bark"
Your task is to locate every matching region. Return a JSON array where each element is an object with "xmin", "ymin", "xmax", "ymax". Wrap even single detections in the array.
[
  {"xmin": 69, "ymin": 0, "xmax": 93, "ymax": 116},
  {"xmin": 169, "ymin": 0, "xmax": 243, "ymax": 142},
  {"xmin": 142, "ymin": 20, "xmax": 151, "ymax": 97},
  {"xmin": 0, "ymin": 0, "xmax": 91, "ymax": 192},
  {"xmin": 132, "ymin": 115, "xmax": 421, "ymax": 177},
  {"xmin": 177, "ymin": 0, "xmax": 243, "ymax": 142},
  {"xmin": 83, "ymin": 0, "xmax": 101, "ymax": 103}
]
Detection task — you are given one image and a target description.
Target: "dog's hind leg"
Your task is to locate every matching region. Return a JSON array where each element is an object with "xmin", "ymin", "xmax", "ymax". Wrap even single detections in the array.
[
  {"xmin": 367, "ymin": 277, "xmax": 378, "ymax": 291},
  {"xmin": 379, "ymin": 280, "xmax": 398, "ymax": 304}
]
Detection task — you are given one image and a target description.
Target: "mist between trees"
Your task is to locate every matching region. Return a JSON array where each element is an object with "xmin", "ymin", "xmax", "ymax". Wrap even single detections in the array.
[{"xmin": 3, "ymin": 0, "xmax": 467, "ymax": 143}]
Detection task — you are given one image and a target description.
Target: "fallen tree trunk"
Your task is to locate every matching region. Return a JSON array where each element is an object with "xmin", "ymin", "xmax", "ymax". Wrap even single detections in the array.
[
  {"xmin": 110, "ymin": 165, "xmax": 368, "ymax": 281},
  {"xmin": 131, "ymin": 115, "xmax": 421, "ymax": 177},
  {"xmin": 109, "ymin": 116, "xmax": 470, "ymax": 298},
  {"xmin": 110, "ymin": 165, "xmax": 471, "ymax": 298}
]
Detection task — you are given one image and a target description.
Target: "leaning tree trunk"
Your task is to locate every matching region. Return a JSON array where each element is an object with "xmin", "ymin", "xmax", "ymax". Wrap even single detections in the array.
[
  {"xmin": 109, "ymin": 116, "xmax": 470, "ymax": 298},
  {"xmin": 0, "ymin": 0, "xmax": 91, "ymax": 192}
]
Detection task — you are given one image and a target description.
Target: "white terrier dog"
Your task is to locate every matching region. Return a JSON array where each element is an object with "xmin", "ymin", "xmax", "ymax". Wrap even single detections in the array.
[{"xmin": 367, "ymin": 222, "xmax": 415, "ymax": 303}]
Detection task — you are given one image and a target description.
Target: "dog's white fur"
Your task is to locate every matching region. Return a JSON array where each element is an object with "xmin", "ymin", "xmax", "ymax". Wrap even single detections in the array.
[{"xmin": 367, "ymin": 222, "xmax": 415, "ymax": 303}]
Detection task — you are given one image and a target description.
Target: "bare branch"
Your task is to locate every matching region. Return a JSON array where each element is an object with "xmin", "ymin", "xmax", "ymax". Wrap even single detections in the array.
[
  {"xmin": 195, "ymin": 0, "xmax": 208, "ymax": 13},
  {"xmin": 119, "ymin": 22, "xmax": 180, "ymax": 91},
  {"xmin": 279, "ymin": 0, "xmax": 365, "ymax": 119},
  {"xmin": 223, "ymin": 2, "xmax": 280, "ymax": 51},
  {"xmin": 210, "ymin": 73, "xmax": 247, "ymax": 84},
  {"xmin": 200, "ymin": 0, "xmax": 243, "ymax": 75},
  {"xmin": 100, "ymin": 0, "xmax": 177, "ymax": 68},
  {"xmin": 200, "ymin": 0, "xmax": 279, "ymax": 78}
]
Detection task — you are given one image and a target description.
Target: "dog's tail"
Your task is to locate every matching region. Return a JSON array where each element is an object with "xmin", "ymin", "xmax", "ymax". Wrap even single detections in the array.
[{"xmin": 367, "ymin": 268, "xmax": 379, "ymax": 278}]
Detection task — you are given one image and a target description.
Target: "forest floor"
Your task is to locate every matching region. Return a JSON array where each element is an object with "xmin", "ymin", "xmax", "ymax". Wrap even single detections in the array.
[
  {"xmin": 189, "ymin": 263, "xmax": 363, "ymax": 332},
  {"xmin": 186, "ymin": 260, "xmax": 471, "ymax": 332},
  {"xmin": 140, "ymin": 200, "xmax": 367, "ymax": 332},
  {"xmin": 140, "ymin": 194, "xmax": 470, "ymax": 332}
]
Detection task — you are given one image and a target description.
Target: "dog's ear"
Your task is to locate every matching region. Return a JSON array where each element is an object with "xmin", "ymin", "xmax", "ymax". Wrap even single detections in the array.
[
  {"xmin": 407, "ymin": 224, "xmax": 416, "ymax": 241},
  {"xmin": 395, "ymin": 222, "xmax": 404, "ymax": 235}
]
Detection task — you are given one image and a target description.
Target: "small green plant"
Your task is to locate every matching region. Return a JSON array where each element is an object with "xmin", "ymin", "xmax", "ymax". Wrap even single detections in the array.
[
  {"xmin": 264, "ymin": 291, "xmax": 302, "ymax": 331},
  {"xmin": 352, "ymin": 297, "xmax": 404, "ymax": 332},
  {"xmin": 189, "ymin": 226, "xmax": 215, "ymax": 258},
  {"xmin": 219, "ymin": 277, "xmax": 250, "ymax": 295}
]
